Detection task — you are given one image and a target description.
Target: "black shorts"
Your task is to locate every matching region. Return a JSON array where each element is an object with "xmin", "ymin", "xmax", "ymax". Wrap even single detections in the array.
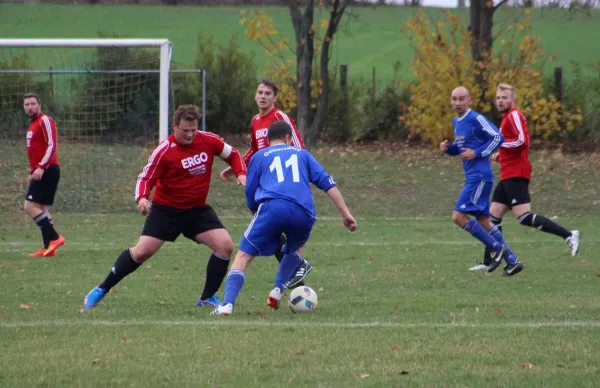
[
  {"xmin": 141, "ymin": 204, "xmax": 226, "ymax": 242},
  {"xmin": 491, "ymin": 177, "xmax": 531, "ymax": 208},
  {"xmin": 25, "ymin": 165, "xmax": 60, "ymax": 205}
]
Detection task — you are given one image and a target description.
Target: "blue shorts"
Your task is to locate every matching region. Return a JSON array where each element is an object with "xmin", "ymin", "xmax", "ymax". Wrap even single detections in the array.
[
  {"xmin": 453, "ymin": 180, "xmax": 493, "ymax": 219},
  {"xmin": 239, "ymin": 199, "xmax": 315, "ymax": 257}
]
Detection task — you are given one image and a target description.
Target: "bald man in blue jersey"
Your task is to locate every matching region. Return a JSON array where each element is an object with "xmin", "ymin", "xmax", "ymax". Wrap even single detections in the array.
[{"xmin": 440, "ymin": 86, "xmax": 524, "ymax": 276}]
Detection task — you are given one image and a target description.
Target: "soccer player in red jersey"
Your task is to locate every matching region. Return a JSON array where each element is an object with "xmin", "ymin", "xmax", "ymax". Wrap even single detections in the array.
[
  {"xmin": 471, "ymin": 84, "xmax": 580, "ymax": 271},
  {"xmin": 220, "ymin": 79, "xmax": 312, "ymax": 289},
  {"xmin": 82, "ymin": 105, "xmax": 247, "ymax": 310},
  {"xmin": 23, "ymin": 93, "xmax": 65, "ymax": 257}
]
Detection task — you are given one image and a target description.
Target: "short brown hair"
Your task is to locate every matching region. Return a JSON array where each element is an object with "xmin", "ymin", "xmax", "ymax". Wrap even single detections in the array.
[
  {"xmin": 173, "ymin": 104, "xmax": 201, "ymax": 125},
  {"xmin": 24, "ymin": 92, "xmax": 41, "ymax": 104},
  {"xmin": 497, "ymin": 83, "xmax": 516, "ymax": 99},
  {"xmin": 268, "ymin": 120, "xmax": 292, "ymax": 142},
  {"xmin": 258, "ymin": 79, "xmax": 278, "ymax": 96}
]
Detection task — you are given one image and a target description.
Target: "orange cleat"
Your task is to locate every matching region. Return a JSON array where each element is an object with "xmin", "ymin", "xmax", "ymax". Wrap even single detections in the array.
[
  {"xmin": 43, "ymin": 235, "xmax": 65, "ymax": 257},
  {"xmin": 29, "ymin": 248, "xmax": 56, "ymax": 257}
]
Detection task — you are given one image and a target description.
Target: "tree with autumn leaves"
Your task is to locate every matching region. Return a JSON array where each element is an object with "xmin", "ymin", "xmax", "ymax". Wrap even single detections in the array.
[
  {"xmin": 242, "ymin": 3, "xmax": 582, "ymax": 146},
  {"xmin": 405, "ymin": 9, "xmax": 582, "ymax": 144}
]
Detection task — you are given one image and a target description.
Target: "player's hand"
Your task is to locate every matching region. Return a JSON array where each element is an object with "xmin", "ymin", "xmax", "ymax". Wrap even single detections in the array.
[
  {"xmin": 439, "ymin": 140, "xmax": 449, "ymax": 153},
  {"xmin": 342, "ymin": 213, "xmax": 357, "ymax": 232},
  {"xmin": 31, "ymin": 167, "xmax": 44, "ymax": 181},
  {"xmin": 137, "ymin": 198, "xmax": 151, "ymax": 216},
  {"xmin": 236, "ymin": 175, "xmax": 247, "ymax": 187},
  {"xmin": 491, "ymin": 152, "xmax": 500, "ymax": 162},
  {"xmin": 220, "ymin": 167, "xmax": 234, "ymax": 181},
  {"xmin": 460, "ymin": 148, "xmax": 476, "ymax": 160}
]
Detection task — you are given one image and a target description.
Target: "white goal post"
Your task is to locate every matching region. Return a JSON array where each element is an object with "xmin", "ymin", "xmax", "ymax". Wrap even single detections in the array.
[{"xmin": 0, "ymin": 38, "xmax": 173, "ymax": 141}]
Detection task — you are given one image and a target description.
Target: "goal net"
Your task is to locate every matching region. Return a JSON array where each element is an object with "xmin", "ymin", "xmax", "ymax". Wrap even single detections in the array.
[{"xmin": 0, "ymin": 39, "xmax": 178, "ymax": 213}]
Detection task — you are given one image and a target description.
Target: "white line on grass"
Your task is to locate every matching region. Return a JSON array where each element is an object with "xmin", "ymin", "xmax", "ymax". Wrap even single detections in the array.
[
  {"xmin": 0, "ymin": 239, "xmax": 584, "ymax": 252},
  {"xmin": 2, "ymin": 320, "xmax": 600, "ymax": 330}
]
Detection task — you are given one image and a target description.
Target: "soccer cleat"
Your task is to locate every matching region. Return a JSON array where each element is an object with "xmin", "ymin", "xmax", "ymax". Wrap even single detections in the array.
[
  {"xmin": 267, "ymin": 287, "xmax": 283, "ymax": 310},
  {"xmin": 82, "ymin": 286, "xmax": 107, "ymax": 310},
  {"xmin": 285, "ymin": 260, "xmax": 313, "ymax": 289},
  {"xmin": 29, "ymin": 248, "xmax": 56, "ymax": 257},
  {"xmin": 197, "ymin": 294, "xmax": 222, "ymax": 308},
  {"xmin": 567, "ymin": 230, "xmax": 580, "ymax": 257},
  {"xmin": 487, "ymin": 245, "xmax": 509, "ymax": 273},
  {"xmin": 469, "ymin": 262, "xmax": 490, "ymax": 271},
  {"xmin": 43, "ymin": 235, "xmax": 65, "ymax": 257},
  {"xmin": 211, "ymin": 303, "xmax": 233, "ymax": 316},
  {"xmin": 503, "ymin": 262, "xmax": 525, "ymax": 277}
]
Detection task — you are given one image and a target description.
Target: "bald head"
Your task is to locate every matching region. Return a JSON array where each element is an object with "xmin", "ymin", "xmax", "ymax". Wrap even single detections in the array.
[
  {"xmin": 452, "ymin": 86, "xmax": 470, "ymax": 98},
  {"xmin": 451, "ymin": 86, "xmax": 471, "ymax": 117}
]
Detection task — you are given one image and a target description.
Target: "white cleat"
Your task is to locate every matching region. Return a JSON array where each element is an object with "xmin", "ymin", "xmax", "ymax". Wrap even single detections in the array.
[
  {"xmin": 267, "ymin": 287, "xmax": 283, "ymax": 310},
  {"xmin": 567, "ymin": 230, "xmax": 580, "ymax": 257},
  {"xmin": 211, "ymin": 303, "xmax": 233, "ymax": 316},
  {"xmin": 469, "ymin": 262, "xmax": 490, "ymax": 272}
]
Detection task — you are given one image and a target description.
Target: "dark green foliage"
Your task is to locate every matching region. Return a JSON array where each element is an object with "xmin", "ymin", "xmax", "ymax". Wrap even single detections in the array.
[
  {"xmin": 0, "ymin": 53, "xmax": 51, "ymax": 139},
  {"xmin": 172, "ymin": 34, "xmax": 258, "ymax": 134}
]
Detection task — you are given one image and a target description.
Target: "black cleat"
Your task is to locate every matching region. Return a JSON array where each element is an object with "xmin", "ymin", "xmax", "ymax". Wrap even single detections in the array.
[
  {"xmin": 503, "ymin": 262, "xmax": 524, "ymax": 277},
  {"xmin": 487, "ymin": 245, "xmax": 509, "ymax": 273},
  {"xmin": 285, "ymin": 260, "xmax": 313, "ymax": 289}
]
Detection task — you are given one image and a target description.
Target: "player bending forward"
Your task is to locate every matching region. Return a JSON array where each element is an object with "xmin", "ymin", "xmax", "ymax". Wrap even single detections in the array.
[
  {"xmin": 212, "ymin": 121, "xmax": 357, "ymax": 316},
  {"xmin": 82, "ymin": 105, "xmax": 246, "ymax": 310},
  {"xmin": 441, "ymin": 86, "xmax": 524, "ymax": 276},
  {"xmin": 472, "ymin": 83, "xmax": 580, "ymax": 271},
  {"xmin": 220, "ymin": 79, "xmax": 312, "ymax": 289}
]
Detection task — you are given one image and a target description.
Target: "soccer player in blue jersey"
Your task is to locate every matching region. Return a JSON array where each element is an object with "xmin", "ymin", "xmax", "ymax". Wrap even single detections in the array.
[
  {"xmin": 440, "ymin": 86, "xmax": 524, "ymax": 276},
  {"xmin": 212, "ymin": 121, "xmax": 357, "ymax": 316}
]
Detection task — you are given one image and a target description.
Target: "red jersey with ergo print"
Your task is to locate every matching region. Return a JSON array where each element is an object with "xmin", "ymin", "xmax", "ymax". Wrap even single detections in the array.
[{"xmin": 498, "ymin": 108, "xmax": 532, "ymax": 181}]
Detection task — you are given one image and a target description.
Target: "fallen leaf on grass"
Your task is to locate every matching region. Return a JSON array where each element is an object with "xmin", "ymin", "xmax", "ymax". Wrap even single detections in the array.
[
  {"xmin": 580, "ymin": 260, "xmax": 587, "ymax": 264},
  {"xmin": 287, "ymin": 377, "xmax": 296, "ymax": 383},
  {"xmin": 368, "ymin": 256, "xmax": 375, "ymax": 263},
  {"xmin": 400, "ymin": 371, "xmax": 409, "ymax": 375},
  {"xmin": 393, "ymin": 305, "xmax": 399, "ymax": 311},
  {"xmin": 497, "ymin": 308, "xmax": 504, "ymax": 315},
  {"xmin": 121, "ymin": 336, "xmax": 128, "ymax": 343},
  {"xmin": 392, "ymin": 345, "xmax": 400, "ymax": 352},
  {"xmin": 521, "ymin": 362, "xmax": 534, "ymax": 369},
  {"xmin": 348, "ymin": 280, "xmax": 357, "ymax": 287},
  {"xmin": 296, "ymin": 350, "xmax": 304, "ymax": 355},
  {"xmin": 360, "ymin": 374, "xmax": 369, "ymax": 378},
  {"xmin": 557, "ymin": 364, "xmax": 567, "ymax": 369},
  {"xmin": 475, "ymin": 307, "xmax": 480, "ymax": 313},
  {"xmin": 19, "ymin": 304, "xmax": 31, "ymax": 309},
  {"xmin": 92, "ymin": 358, "xmax": 100, "ymax": 365}
]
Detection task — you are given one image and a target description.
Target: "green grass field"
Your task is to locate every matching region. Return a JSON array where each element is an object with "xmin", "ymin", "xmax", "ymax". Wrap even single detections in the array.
[
  {"xmin": 0, "ymin": 4, "xmax": 599, "ymax": 83},
  {"xmin": 1, "ymin": 145, "xmax": 600, "ymax": 386}
]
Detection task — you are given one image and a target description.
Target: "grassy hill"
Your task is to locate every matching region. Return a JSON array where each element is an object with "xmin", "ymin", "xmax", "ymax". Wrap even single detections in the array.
[{"xmin": 0, "ymin": 4, "xmax": 598, "ymax": 83}]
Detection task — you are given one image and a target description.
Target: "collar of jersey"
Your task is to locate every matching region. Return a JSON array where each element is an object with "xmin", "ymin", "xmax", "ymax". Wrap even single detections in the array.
[{"xmin": 456, "ymin": 109, "xmax": 471, "ymax": 122}]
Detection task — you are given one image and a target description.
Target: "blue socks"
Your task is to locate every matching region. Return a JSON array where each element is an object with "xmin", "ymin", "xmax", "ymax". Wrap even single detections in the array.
[
  {"xmin": 222, "ymin": 269, "xmax": 246, "ymax": 306},
  {"xmin": 489, "ymin": 226, "xmax": 518, "ymax": 264},
  {"xmin": 463, "ymin": 219, "xmax": 502, "ymax": 251},
  {"xmin": 274, "ymin": 253, "xmax": 303, "ymax": 291}
]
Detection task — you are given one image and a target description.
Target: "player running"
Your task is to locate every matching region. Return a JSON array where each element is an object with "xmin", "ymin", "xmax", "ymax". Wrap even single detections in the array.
[{"xmin": 212, "ymin": 121, "xmax": 357, "ymax": 316}]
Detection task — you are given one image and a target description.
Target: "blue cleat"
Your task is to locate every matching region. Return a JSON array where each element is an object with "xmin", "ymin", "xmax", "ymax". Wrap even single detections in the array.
[
  {"xmin": 197, "ymin": 294, "xmax": 222, "ymax": 308},
  {"xmin": 82, "ymin": 286, "xmax": 107, "ymax": 310}
]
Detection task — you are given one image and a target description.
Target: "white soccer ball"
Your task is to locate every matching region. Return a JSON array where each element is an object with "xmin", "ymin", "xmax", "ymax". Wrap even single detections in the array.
[{"xmin": 288, "ymin": 286, "xmax": 318, "ymax": 313}]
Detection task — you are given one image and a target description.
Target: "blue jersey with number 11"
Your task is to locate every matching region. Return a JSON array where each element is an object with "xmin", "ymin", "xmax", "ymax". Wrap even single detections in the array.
[{"xmin": 245, "ymin": 144, "xmax": 336, "ymax": 217}]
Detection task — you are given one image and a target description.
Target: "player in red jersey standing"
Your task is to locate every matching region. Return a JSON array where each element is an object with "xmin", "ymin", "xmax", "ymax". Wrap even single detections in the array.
[
  {"xmin": 23, "ymin": 93, "xmax": 66, "ymax": 257},
  {"xmin": 470, "ymin": 84, "xmax": 580, "ymax": 271},
  {"xmin": 220, "ymin": 79, "xmax": 312, "ymax": 289},
  {"xmin": 82, "ymin": 105, "xmax": 247, "ymax": 310}
]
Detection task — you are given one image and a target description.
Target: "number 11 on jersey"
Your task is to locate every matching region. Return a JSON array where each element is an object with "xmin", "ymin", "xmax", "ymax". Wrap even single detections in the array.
[{"xmin": 269, "ymin": 154, "xmax": 300, "ymax": 183}]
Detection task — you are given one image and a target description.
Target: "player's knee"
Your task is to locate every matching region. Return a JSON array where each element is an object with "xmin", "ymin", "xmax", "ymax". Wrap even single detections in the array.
[
  {"xmin": 130, "ymin": 245, "xmax": 156, "ymax": 262},
  {"xmin": 517, "ymin": 212, "xmax": 534, "ymax": 227},
  {"xmin": 215, "ymin": 238, "xmax": 234, "ymax": 258},
  {"xmin": 451, "ymin": 211, "xmax": 463, "ymax": 225}
]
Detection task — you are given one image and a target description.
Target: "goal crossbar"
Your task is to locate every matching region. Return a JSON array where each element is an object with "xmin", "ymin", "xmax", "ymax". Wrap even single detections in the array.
[{"xmin": 0, "ymin": 38, "xmax": 173, "ymax": 141}]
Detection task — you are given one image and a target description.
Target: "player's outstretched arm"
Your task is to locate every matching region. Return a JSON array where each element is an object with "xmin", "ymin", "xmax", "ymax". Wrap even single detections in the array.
[{"xmin": 326, "ymin": 187, "xmax": 357, "ymax": 232}]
